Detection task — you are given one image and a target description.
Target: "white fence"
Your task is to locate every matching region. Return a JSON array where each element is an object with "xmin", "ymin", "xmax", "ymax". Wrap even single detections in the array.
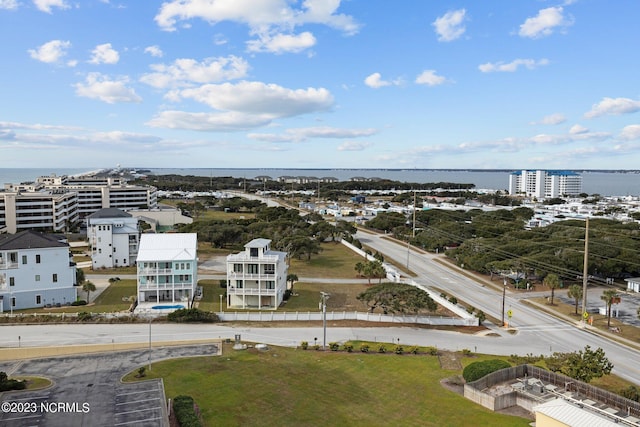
[{"xmin": 219, "ymin": 310, "xmax": 477, "ymax": 326}]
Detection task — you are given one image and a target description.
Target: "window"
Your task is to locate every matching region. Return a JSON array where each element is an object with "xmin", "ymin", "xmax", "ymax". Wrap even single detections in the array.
[
  {"xmin": 185, "ymin": 263, "xmax": 190, "ymax": 270},
  {"xmin": 35, "ymin": 275, "xmax": 40, "ymax": 282},
  {"xmin": 22, "ymin": 255, "xmax": 27, "ymax": 265},
  {"xmin": 36, "ymin": 295, "xmax": 41, "ymax": 305},
  {"xmin": 248, "ymin": 264, "xmax": 259, "ymax": 274},
  {"xmin": 36, "ymin": 254, "xmax": 41, "ymax": 264},
  {"xmin": 236, "ymin": 280, "xmax": 243, "ymax": 288},
  {"xmin": 233, "ymin": 264, "xmax": 243, "ymax": 273},
  {"xmin": 266, "ymin": 281, "xmax": 275, "ymax": 289},
  {"xmin": 52, "ymin": 274, "xmax": 58, "ymax": 283},
  {"xmin": 9, "ymin": 252, "xmax": 17, "ymax": 263},
  {"xmin": 11, "ymin": 297, "xmax": 15, "ymax": 308},
  {"xmin": 264, "ymin": 264, "xmax": 275, "ymax": 275},
  {"xmin": 250, "ymin": 248, "xmax": 259, "ymax": 257},
  {"xmin": 9, "ymin": 277, "xmax": 15, "ymax": 287}
]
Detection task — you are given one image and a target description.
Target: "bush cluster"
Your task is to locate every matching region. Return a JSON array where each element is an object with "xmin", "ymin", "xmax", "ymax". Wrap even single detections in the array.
[
  {"xmin": 71, "ymin": 300, "xmax": 87, "ymax": 306},
  {"xmin": 462, "ymin": 359, "xmax": 511, "ymax": 383},
  {"xmin": 0, "ymin": 372, "xmax": 26, "ymax": 392},
  {"xmin": 172, "ymin": 395, "xmax": 202, "ymax": 427},
  {"xmin": 167, "ymin": 308, "xmax": 218, "ymax": 323}
]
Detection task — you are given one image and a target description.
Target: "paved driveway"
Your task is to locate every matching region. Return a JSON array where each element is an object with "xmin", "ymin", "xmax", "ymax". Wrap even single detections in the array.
[{"xmin": 0, "ymin": 344, "xmax": 218, "ymax": 427}]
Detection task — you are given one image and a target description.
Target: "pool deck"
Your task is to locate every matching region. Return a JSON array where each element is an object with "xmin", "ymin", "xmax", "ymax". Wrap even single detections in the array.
[{"xmin": 134, "ymin": 302, "xmax": 187, "ymax": 316}]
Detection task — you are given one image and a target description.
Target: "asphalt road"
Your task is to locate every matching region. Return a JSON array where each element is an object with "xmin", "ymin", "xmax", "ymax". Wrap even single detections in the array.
[{"xmin": 356, "ymin": 230, "xmax": 640, "ymax": 385}]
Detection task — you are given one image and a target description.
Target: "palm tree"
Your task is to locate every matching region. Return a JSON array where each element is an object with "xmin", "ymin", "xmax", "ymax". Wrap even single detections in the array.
[
  {"xmin": 354, "ymin": 262, "xmax": 365, "ymax": 277},
  {"xmin": 600, "ymin": 289, "xmax": 619, "ymax": 328},
  {"xmin": 567, "ymin": 284, "xmax": 583, "ymax": 315},
  {"xmin": 82, "ymin": 281, "xmax": 96, "ymax": 303},
  {"xmin": 543, "ymin": 273, "xmax": 561, "ymax": 305},
  {"xmin": 286, "ymin": 274, "xmax": 298, "ymax": 291},
  {"xmin": 76, "ymin": 268, "xmax": 85, "ymax": 287}
]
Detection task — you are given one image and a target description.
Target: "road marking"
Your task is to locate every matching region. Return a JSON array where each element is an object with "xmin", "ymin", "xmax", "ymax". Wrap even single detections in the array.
[{"xmin": 116, "ymin": 397, "xmax": 161, "ymax": 406}]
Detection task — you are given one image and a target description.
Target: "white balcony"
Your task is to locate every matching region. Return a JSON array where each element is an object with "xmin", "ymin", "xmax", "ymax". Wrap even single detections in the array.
[
  {"xmin": 138, "ymin": 268, "xmax": 173, "ymax": 275},
  {"xmin": 227, "ymin": 286, "xmax": 276, "ymax": 295},
  {"xmin": 228, "ymin": 272, "xmax": 276, "ymax": 280},
  {"xmin": 227, "ymin": 253, "xmax": 280, "ymax": 262}
]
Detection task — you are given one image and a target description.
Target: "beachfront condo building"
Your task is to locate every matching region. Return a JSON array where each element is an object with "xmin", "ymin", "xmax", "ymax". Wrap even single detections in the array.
[
  {"xmin": 0, "ymin": 230, "xmax": 77, "ymax": 312},
  {"xmin": 0, "ymin": 191, "xmax": 79, "ymax": 234},
  {"xmin": 226, "ymin": 238, "xmax": 288, "ymax": 310},
  {"xmin": 508, "ymin": 170, "xmax": 582, "ymax": 199}
]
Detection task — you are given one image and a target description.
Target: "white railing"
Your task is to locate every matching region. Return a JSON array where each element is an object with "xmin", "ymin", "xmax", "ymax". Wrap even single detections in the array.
[
  {"xmin": 228, "ymin": 272, "xmax": 275, "ymax": 280},
  {"xmin": 227, "ymin": 287, "xmax": 276, "ymax": 295},
  {"xmin": 139, "ymin": 283, "xmax": 193, "ymax": 290},
  {"xmin": 227, "ymin": 253, "xmax": 280, "ymax": 262},
  {"xmin": 138, "ymin": 268, "xmax": 173, "ymax": 275},
  {"xmin": 218, "ymin": 311, "xmax": 477, "ymax": 326},
  {"xmin": 0, "ymin": 261, "xmax": 19, "ymax": 269}
]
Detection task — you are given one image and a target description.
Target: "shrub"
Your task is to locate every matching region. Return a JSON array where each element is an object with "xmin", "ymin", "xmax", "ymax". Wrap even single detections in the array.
[
  {"xmin": 425, "ymin": 346, "xmax": 438, "ymax": 356},
  {"xmin": 219, "ymin": 279, "xmax": 227, "ymax": 288},
  {"xmin": 167, "ymin": 308, "xmax": 218, "ymax": 323},
  {"xmin": 394, "ymin": 345, "xmax": 404, "ymax": 355},
  {"xmin": 409, "ymin": 346, "xmax": 419, "ymax": 355},
  {"xmin": 314, "ymin": 345, "xmax": 321, "ymax": 351},
  {"xmin": 343, "ymin": 343, "xmax": 354, "ymax": 353},
  {"xmin": 300, "ymin": 341, "xmax": 308, "ymax": 350},
  {"xmin": 173, "ymin": 395, "xmax": 202, "ymax": 427},
  {"xmin": 71, "ymin": 300, "xmax": 87, "ymax": 306},
  {"xmin": 329, "ymin": 342, "xmax": 340, "ymax": 351},
  {"xmin": 77, "ymin": 312, "xmax": 92, "ymax": 321},
  {"xmin": 461, "ymin": 348, "xmax": 473, "ymax": 356},
  {"xmin": 0, "ymin": 372, "xmax": 26, "ymax": 392},
  {"xmin": 462, "ymin": 359, "xmax": 511, "ymax": 383},
  {"xmin": 448, "ymin": 296, "xmax": 458, "ymax": 305},
  {"xmin": 377, "ymin": 344, "xmax": 387, "ymax": 354},
  {"xmin": 137, "ymin": 366, "xmax": 146, "ymax": 378},
  {"xmin": 360, "ymin": 344, "xmax": 370, "ymax": 353}
]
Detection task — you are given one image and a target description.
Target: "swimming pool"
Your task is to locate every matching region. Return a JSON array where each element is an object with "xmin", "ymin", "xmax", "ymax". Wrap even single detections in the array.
[{"xmin": 151, "ymin": 304, "xmax": 185, "ymax": 310}]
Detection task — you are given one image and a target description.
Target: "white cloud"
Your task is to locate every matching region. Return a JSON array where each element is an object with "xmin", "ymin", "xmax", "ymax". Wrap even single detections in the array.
[
  {"xmin": 248, "ymin": 126, "xmax": 378, "ymax": 143},
  {"xmin": 28, "ymin": 40, "xmax": 72, "ymax": 64},
  {"xmin": 89, "ymin": 43, "xmax": 119, "ymax": 64},
  {"xmin": 584, "ymin": 97, "xmax": 640, "ymax": 119},
  {"xmin": 415, "ymin": 70, "xmax": 446, "ymax": 86},
  {"xmin": 140, "ymin": 56, "xmax": 249, "ymax": 88},
  {"xmin": 364, "ymin": 72, "xmax": 402, "ymax": 89},
  {"xmin": 0, "ymin": 0, "xmax": 18, "ymax": 10},
  {"xmin": 144, "ymin": 45, "xmax": 164, "ymax": 58},
  {"xmin": 432, "ymin": 9, "xmax": 466, "ymax": 42},
  {"xmin": 531, "ymin": 113, "xmax": 566, "ymax": 125},
  {"xmin": 246, "ymin": 31, "xmax": 316, "ymax": 54},
  {"xmin": 154, "ymin": 0, "xmax": 360, "ymax": 48},
  {"xmin": 619, "ymin": 125, "xmax": 640, "ymax": 141},
  {"xmin": 33, "ymin": 0, "xmax": 69, "ymax": 13},
  {"xmin": 146, "ymin": 110, "xmax": 272, "ymax": 131},
  {"xmin": 172, "ymin": 81, "xmax": 333, "ymax": 116},
  {"xmin": 519, "ymin": 7, "xmax": 572, "ymax": 39},
  {"xmin": 569, "ymin": 124, "xmax": 588, "ymax": 135},
  {"xmin": 337, "ymin": 141, "xmax": 372, "ymax": 151},
  {"xmin": 478, "ymin": 58, "xmax": 549, "ymax": 73},
  {"xmin": 74, "ymin": 73, "xmax": 142, "ymax": 104}
]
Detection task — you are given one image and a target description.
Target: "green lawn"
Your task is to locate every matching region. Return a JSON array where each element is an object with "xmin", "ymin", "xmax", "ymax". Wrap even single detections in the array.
[
  {"xmin": 289, "ymin": 242, "xmax": 366, "ymax": 279},
  {"xmin": 124, "ymin": 345, "xmax": 530, "ymax": 427},
  {"xmin": 283, "ymin": 282, "xmax": 369, "ymax": 312}
]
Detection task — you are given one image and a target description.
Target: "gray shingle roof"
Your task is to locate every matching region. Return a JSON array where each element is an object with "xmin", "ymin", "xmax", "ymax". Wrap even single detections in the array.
[
  {"xmin": 0, "ymin": 230, "xmax": 68, "ymax": 250},
  {"xmin": 87, "ymin": 208, "xmax": 132, "ymax": 219}
]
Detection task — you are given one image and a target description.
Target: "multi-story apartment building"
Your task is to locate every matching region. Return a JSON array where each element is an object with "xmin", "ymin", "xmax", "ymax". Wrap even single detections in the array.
[
  {"xmin": 0, "ymin": 230, "xmax": 77, "ymax": 312},
  {"xmin": 136, "ymin": 233, "xmax": 197, "ymax": 307},
  {"xmin": 508, "ymin": 170, "xmax": 582, "ymax": 198},
  {"xmin": 0, "ymin": 174, "xmax": 157, "ymax": 233},
  {"xmin": 0, "ymin": 191, "xmax": 79, "ymax": 234},
  {"xmin": 226, "ymin": 238, "xmax": 288, "ymax": 310},
  {"xmin": 87, "ymin": 208, "xmax": 139, "ymax": 269}
]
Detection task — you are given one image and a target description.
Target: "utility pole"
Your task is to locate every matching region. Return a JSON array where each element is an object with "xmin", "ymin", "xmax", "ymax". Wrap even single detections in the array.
[
  {"xmin": 501, "ymin": 278, "xmax": 507, "ymax": 327},
  {"xmin": 320, "ymin": 292, "xmax": 330, "ymax": 350},
  {"xmin": 581, "ymin": 217, "xmax": 589, "ymax": 327}
]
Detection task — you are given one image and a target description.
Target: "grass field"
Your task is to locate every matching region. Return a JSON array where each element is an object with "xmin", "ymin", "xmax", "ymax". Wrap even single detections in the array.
[
  {"xmin": 124, "ymin": 344, "xmax": 530, "ymax": 427},
  {"xmin": 288, "ymin": 242, "xmax": 366, "ymax": 279}
]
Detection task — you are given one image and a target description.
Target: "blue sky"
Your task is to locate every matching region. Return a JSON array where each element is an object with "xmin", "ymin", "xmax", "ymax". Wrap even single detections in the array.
[{"xmin": 1, "ymin": 0, "xmax": 640, "ymax": 169}]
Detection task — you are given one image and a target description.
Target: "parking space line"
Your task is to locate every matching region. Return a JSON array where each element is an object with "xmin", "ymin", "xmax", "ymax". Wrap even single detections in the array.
[
  {"xmin": 114, "ymin": 406, "xmax": 162, "ymax": 416},
  {"xmin": 116, "ymin": 397, "xmax": 161, "ymax": 406},
  {"xmin": 114, "ymin": 415, "xmax": 164, "ymax": 426},
  {"xmin": 117, "ymin": 389, "xmax": 159, "ymax": 396}
]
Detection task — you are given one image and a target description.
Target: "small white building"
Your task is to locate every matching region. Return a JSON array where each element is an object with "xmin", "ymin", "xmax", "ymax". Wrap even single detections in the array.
[
  {"xmin": 226, "ymin": 238, "xmax": 287, "ymax": 310},
  {"xmin": 0, "ymin": 231, "xmax": 77, "ymax": 311},
  {"xmin": 87, "ymin": 208, "xmax": 139, "ymax": 269},
  {"xmin": 625, "ymin": 277, "xmax": 640, "ymax": 293},
  {"xmin": 135, "ymin": 233, "xmax": 197, "ymax": 311}
]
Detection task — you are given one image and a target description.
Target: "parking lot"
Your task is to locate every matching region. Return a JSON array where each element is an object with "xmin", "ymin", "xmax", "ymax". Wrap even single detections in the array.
[{"xmin": 0, "ymin": 344, "xmax": 218, "ymax": 427}]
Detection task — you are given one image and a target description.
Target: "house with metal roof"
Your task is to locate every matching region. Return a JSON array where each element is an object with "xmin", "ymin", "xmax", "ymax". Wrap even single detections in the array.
[
  {"xmin": 135, "ymin": 233, "xmax": 197, "ymax": 314},
  {"xmin": 0, "ymin": 230, "xmax": 77, "ymax": 312}
]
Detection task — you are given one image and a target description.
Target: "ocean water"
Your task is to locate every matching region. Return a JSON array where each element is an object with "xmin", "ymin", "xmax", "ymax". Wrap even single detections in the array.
[{"xmin": 1, "ymin": 168, "xmax": 639, "ymax": 197}]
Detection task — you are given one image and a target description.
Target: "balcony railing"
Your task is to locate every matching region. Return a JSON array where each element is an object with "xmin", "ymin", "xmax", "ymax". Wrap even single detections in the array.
[
  {"xmin": 227, "ymin": 286, "xmax": 276, "ymax": 295},
  {"xmin": 138, "ymin": 283, "xmax": 194, "ymax": 291},
  {"xmin": 228, "ymin": 272, "xmax": 276, "ymax": 280},
  {"xmin": 0, "ymin": 261, "xmax": 18, "ymax": 270},
  {"xmin": 226, "ymin": 253, "xmax": 280, "ymax": 262},
  {"xmin": 138, "ymin": 268, "xmax": 173, "ymax": 275}
]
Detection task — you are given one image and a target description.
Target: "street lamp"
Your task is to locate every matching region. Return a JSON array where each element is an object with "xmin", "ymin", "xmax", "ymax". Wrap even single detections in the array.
[
  {"xmin": 501, "ymin": 278, "xmax": 507, "ymax": 327},
  {"xmin": 320, "ymin": 292, "xmax": 330, "ymax": 350},
  {"xmin": 148, "ymin": 317, "xmax": 152, "ymax": 371}
]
